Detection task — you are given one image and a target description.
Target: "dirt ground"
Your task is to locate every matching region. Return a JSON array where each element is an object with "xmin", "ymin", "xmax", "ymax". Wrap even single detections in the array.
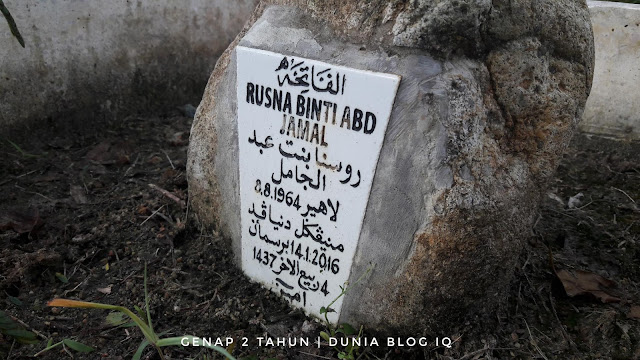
[{"xmin": 0, "ymin": 111, "xmax": 638, "ymax": 360}]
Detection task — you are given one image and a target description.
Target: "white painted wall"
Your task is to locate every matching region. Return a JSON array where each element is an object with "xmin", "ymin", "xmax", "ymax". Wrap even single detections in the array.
[
  {"xmin": 583, "ymin": 1, "xmax": 640, "ymax": 139},
  {"xmin": 2, "ymin": 0, "xmax": 638, "ymax": 140},
  {"xmin": 0, "ymin": 0, "xmax": 258, "ymax": 129}
]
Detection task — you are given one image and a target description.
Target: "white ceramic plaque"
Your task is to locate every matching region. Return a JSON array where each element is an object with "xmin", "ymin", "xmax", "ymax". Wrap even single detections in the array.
[{"xmin": 236, "ymin": 46, "xmax": 400, "ymax": 323}]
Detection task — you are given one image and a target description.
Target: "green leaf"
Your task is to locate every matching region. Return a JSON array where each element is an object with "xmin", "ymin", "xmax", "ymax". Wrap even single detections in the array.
[
  {"xmin": 134, "ymin": 305, "xmax": 146, "ymax": 321},
  {"xmin": 47, "ymin": 338, "xmax": 53, "ymax": 347},
  {"xmin": 143, "ymin": 263, "xmax": 154, "ymax": 334},
  {"xmin": 320, "ymin": 331, "xmax": 331, "ymax": 342},
  {"xmin": 132, "ymin": 339, "xmax": 150, "ymax": 360},
  {"xmin": 156, "ymin": 336, "xmax": 185, "ymax": 346},
  {"xmin": 63, "ymin": 338, "xmax": 94, "ymax": 352},
  {"xmin": 7, "ymin": 296, "xmax": 22, "ymax": 306},
  {"xmin": 4, "ymin": 329, "xmax": 36, "ymax": 339},
  {"xmin": 47, "ymin": 298, "xmax": 158, "ymax": 345},
  {"xmin": 33, "ymin": 340, "xmax": 63, "ymax": 356},
  {"xmin": 4, "ymin": 328, "xmax": 38, "ymax": 343},
  {"xmin": 319, "ymin": 306, "xmax": 327, "ymax": 314},
  {"xmin": 5, "ymin": 139, "xmax": 41, "ymax": 157},
  {"xmin": 106, "ymin": 312, "xmax": 128, "ymax": 326},
  {"xmin": 55, "ymin": 272, "xmax": 69, "ymax": 283},
  {"xmin": 17, "ymin": 337, "xmax": 39, "ymax": 345},
  {"xmin": 0, "ymin": 311, "xmax": 13, "ymax": 326},
  {"xmin": 340, "ymin": 323, "xmax": 356, "ymax": 336}
]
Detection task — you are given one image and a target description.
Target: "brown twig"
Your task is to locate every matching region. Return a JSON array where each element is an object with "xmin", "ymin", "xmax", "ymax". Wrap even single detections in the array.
[
  {"xmin": 524, "ymin": 319, "xmax": 548, "ymax": 360},
  {"xmin": 123, "ymin": 153, "xmax": 141, "ymax": 177},
  {"xmin": 566, "ymin": 196, "xmax": 594, "ymax": 211},
  {"xmin": 153, "ymin": 210, "xmax": 175, "ymax": 227},
  {"xmin": 548, "ymin": 292, "xmax": 576, "ymax": 350},
  {"xmin": 612, "ymin": 186, "xmax": 636, "ymax": 203},
  {"xmin": 148, "ymin": 184, "xmax": 185, "ymax": 208},
  {"xmin": 8, "ymin": 314, "xmax": 48, "ymax": 340},
  {"xmin": 7, "ymin": 338, "xmax": 15, "ymax": 359},
  {"xmin": 162, "ymin": 150, "xmax": 175, "ymax": 170},
  {"xmin": 63, "ymin": 272, "xmax": 92, "ymax": 296},
  {"xmin": 140, "ymin": 205, "xmax": 165, "ymax": 226}
]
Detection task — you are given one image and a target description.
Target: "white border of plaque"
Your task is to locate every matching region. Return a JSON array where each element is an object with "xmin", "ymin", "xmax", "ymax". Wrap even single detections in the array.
[{"xmin": 236, "ymin": 46, "xmax": 400, "ymax": 323}]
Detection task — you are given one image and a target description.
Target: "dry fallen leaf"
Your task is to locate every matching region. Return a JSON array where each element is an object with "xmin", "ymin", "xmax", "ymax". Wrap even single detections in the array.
[
  {"xmin": 97, "ymin": 286, "xmax": 112, "ymax": 295},
  {"xmin": 70, "ymin": 185, "xmax": 88, "ymax": 204},
  {"xmin": 629, "ymin": 305, "xmax": 640, "ymax": 320},
  {"xmin": 556, "ymin": 268, "xmax": 621, "ymax": 303},
  {"xmin": 85, "ymin": 141, "xmax": 111, "ymax": 163},
  {"xmin": 34, "ymin": 173, "xmax": 62, "ymax": 183},
  {"xmin": 567, "ymin": 192, "xmax": 584, "ymax": 209},
  {"xmin": 168, "ymin": 131, "xmax": 187, "ymax": 146},
  {"xmin": 86, "ymin": 140, "xmax": 131, "ymax": 165},
  {"xmin": 137, "ymin": 205, "xmax": 150, "ymax": 215},
  {"xmin": 0, "ymin": 208, "xmax": 42, "ymax": 233}
]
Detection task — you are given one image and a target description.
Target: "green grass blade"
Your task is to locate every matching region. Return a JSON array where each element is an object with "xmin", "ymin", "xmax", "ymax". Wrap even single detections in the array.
[
  {"xmin": 33, "ymin": 340, "xmax": 63, "ymax": 357},
  {"xmin": 101, "ymin": 306, "xmax": 158, "ymax": 344},
  {"xmin": 320, "ymin": 331, "xmax": 331, "ymax": 342},
  {"xmin": 134, "ymin": 305, "xmax": 146, "ymax": 320},
  {"xmin": 48, "ymin": 298, "xmax": 158, "ymax": 344},
  {"xmin": 55, "ymin": 272, "xmax": 69, "ymax": 283},
  {"xmin": 63, "ymin": 339, "xmax": 94, "ymax": 353},
  {"xmin": 132, "ymin": 339, "xmax": 150, "ymax": 360},
  {"xmin": 4, "ymin": 329, "xmax": 37, "ymax": 340},
  {"xmin": 157, "ymin": 336, "xmax": 236, "ymax": 360},
  {"xmin": 5, "ymin": 139, "xmax": 41, "ymax": 157},
  {"xmin": 144, "ymin": 263, "xmax": 154, "ymax": 333}
]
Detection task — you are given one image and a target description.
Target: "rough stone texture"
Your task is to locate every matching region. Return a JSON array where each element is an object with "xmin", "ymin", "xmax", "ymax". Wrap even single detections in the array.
[
  {"xmin": 581, "ymin": 1, "xmax": 640, "ymax": 140},
  {"xmin": 0, "ymin": 0, "xmax": 259, "ymax": 130},
  {"xmin": 188, "ymin": 0, "xmax": 594, "ymax": 334}
]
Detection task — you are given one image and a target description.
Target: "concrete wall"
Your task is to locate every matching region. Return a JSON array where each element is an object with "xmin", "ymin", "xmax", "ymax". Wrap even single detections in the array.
[
  {"xmin": 2, "ymin": 1, "xmax": 638, "ymax": 140},
  {"xmin": 582, "ymin": 1, "xmax": 640, "ymax": 139},
  {"xmin": 0, "ymin": 0, "xmax": 258, "ymax": 130}
]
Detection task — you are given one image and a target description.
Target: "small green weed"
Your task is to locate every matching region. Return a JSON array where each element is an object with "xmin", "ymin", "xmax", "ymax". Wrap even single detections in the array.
[
  {"xmin": 0, "ymin": 310, "xmax": 38, "ymax": 345},
  {"xmin": 46, "ymin": 264, "xmax": 236, "ymax": 360},
  {"xmin": 4, "ymin": 139, "xmax": 44, "ymax": 158},
  {"xmin": 34, "ymin": 338, "xmax": 94, "ymax": 357},
  {"xmin": 319, "ymin": 265, "xmax": 373, "ymax": 360}
]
